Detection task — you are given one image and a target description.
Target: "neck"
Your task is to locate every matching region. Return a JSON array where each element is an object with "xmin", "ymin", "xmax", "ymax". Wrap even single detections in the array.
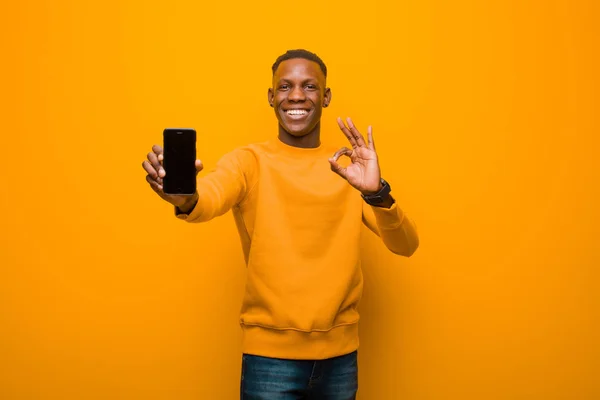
[{"xmin": 278, "ymin": 122, "xmax": 321, "ymax": 149}]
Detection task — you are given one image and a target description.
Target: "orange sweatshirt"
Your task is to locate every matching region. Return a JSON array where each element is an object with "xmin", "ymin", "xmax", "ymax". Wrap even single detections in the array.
[{"xmin": 176, "ymin": 139, "xmax": 419, "ymax": 360}]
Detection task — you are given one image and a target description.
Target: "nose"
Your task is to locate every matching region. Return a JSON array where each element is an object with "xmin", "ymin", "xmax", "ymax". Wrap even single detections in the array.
[{"xmin": 288, "ymin": 85, "xmax": 306, "ymax": 102}]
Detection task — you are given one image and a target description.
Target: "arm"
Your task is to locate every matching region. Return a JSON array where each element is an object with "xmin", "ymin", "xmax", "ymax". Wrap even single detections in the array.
[
  {"xmin": 142, "ymin": 144, "xmax": 255, "ymax": 223},
  {"xmin": 362, "ymin": 198, "xmax": 419, "ymax": 257},
  {"xmin": 329, "ymin": 117, "xmax": 419, "ymax": 257},
  {"xmin": 176, "ymin": 148, "xmax": 255, "ymax": 223}
]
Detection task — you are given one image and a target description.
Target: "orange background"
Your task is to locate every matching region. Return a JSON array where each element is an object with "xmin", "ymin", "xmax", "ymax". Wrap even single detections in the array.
[{"xmin": 1, "ymin": 0, "xmax": 599, "ymax": 399}]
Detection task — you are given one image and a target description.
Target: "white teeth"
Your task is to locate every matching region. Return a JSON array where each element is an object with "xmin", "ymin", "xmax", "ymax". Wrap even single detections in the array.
[{"xmin": 286, "ymin": 109, "xmax": 308, "ymax": 115}]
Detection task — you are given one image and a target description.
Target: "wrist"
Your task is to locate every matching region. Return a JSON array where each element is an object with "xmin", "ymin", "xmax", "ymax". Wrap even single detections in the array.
[
  {"xmin": 361, "ymin": 178, "xmax": 392, "ymax": 206},
  {"xmin": 176, "ymin": 192, "xmax": 199, "ymax": 213},
  {"xmin": 361, "ymin": 182, "xmax": 383, "ymax": 197}
]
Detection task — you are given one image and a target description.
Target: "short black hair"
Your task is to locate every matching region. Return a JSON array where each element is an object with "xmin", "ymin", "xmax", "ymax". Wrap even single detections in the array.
[{"xmin": 272, "ymin": 49, "xmax": 327, "ymax": 78}]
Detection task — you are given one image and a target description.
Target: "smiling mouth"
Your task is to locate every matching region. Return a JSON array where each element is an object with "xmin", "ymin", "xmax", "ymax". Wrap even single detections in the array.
[{"xmin": 285, "ymin": 109, "xmax": 310, "ymax": 116}]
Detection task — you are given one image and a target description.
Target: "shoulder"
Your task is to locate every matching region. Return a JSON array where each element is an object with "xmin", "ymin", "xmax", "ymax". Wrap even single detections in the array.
[
  {"xmin": 215, "ymin": 143, "xmax": 267, "ymax": 179},
  {"xmin": 218, "ymin": 143, "xmax": 263, "ymax": 164},
  {"xmin": 227, "ymin": 140, "xmax": 276, "ymax": 162}
]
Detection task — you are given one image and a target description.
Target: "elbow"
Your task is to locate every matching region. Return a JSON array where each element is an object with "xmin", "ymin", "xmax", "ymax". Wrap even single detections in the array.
[
  {"xmin": 405, "ymin": 239, "xmax": 419, "ymax": 257},
  {"xmin": 390, "ymin": 236, "xmax": 419, "ymax": 257},
  {"xmin": 409, "ymin": 236, "xmax": 420, "ymax": 257},
  {"xmin": 397, "ymin": 244, "xmax": 419, "ymax": 258}
]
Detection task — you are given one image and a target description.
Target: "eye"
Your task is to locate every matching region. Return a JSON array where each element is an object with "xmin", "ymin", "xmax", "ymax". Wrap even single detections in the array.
[
  {"xmin": 279, "ymin": 84, "xmax": 290, "ymax": 90},
  {"xmin": 305, "ymin": 84, "xmax": 317, "ymax": 90}
]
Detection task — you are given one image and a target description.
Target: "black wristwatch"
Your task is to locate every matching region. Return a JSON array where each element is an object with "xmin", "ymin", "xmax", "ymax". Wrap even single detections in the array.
[{"xmin": 361, "ymin": 178, "xmax": 392, "ymax": 205}]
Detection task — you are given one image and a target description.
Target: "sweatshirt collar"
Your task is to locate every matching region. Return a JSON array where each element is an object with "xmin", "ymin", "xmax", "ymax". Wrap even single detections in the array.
[{"xmin": 270, "ymin": 137, "xmax": 328, "ymax": 157}]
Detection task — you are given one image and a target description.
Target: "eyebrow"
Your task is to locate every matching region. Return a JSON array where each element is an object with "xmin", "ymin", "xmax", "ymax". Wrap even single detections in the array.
[{"xmin": 277, "ymin": 78, "xmax": 320, "ymax": 84}]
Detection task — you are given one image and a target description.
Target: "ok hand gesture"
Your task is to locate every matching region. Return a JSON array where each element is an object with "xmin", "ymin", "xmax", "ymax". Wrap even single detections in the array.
[{"xmin": 329, "ymin": 117, "xmax": 382, "ymax": 195}]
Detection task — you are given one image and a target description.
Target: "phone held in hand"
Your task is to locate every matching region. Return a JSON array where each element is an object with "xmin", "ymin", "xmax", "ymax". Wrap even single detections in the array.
[{"xmin": 163, "ymin": 128, "xmax": 196, "ymax": 195}]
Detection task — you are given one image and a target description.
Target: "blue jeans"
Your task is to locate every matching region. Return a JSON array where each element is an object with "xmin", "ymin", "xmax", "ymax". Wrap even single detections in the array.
[{"xmin": 240, "ymin": 350, "xmax": 358, "ymax": 399}]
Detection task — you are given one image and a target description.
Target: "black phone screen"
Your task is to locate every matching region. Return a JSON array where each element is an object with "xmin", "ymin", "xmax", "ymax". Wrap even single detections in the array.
[{"xmin": 163, "ymin": 128, "xmax": 196, "ymax": 195}]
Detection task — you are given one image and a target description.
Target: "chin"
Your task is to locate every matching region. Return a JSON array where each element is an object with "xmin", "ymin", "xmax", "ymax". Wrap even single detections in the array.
[
  {"xmin": 287, "ymin": 129, "xmax": 310, "ymax": 137},
  {"xmin": 280, "ymin": 122, "xmax": 318, "ymax": 137}
]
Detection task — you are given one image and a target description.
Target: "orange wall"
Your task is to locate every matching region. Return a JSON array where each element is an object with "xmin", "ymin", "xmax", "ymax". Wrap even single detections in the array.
[{"xmin": 1, "ymin": 1, "xmax": 598, "ymax": 399}]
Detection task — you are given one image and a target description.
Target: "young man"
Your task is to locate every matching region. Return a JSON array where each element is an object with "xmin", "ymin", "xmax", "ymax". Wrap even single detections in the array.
[{"xmin": 142, "ymin": 49, "xmax": 419, "ymax": 399}]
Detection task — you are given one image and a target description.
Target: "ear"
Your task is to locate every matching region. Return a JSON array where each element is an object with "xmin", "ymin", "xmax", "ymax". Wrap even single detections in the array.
[
  {"xmin": 323, "ymin": 87, "xmax": 332, "ymax": 108},
  {"xmin": 267, "ymin": 88, "xmax": 274, "ymax": 107}
]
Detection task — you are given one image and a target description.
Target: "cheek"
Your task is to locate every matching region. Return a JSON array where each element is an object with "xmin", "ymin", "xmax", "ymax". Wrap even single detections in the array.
[{"xmin": 311, "ymin": 95, "xmax": 323, "ymax": 107}]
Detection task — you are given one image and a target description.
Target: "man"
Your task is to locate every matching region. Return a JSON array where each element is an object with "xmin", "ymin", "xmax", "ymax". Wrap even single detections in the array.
[{"xmin": 142, "ymin": 49, "xmax": 419, "ymax": 399}]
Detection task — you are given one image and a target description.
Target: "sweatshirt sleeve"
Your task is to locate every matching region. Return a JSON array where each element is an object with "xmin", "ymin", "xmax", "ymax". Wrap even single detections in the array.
[
  {"xmin": 362, "ymin": 197, "xmax": 420, "ymax": 257},
  {"xmin": 175, "ymin": 148, "xmax": 256, "ymax": 223}
]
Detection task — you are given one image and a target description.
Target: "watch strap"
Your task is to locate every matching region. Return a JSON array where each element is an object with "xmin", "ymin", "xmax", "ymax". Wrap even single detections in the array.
[{"xmin": 361, "ymin": 178, "xmax": 391, "ymax": 205}]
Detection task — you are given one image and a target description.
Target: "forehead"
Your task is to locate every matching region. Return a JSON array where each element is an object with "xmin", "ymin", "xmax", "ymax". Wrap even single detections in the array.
[{"xmin": 274, "ymin": 58, "xmax": 325, "ymax": 82}]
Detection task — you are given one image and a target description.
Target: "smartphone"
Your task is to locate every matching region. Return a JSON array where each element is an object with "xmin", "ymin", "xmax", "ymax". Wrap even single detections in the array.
[{"xmin": 162, "ymin": 128, "xmax": 196, "ymax": 195}]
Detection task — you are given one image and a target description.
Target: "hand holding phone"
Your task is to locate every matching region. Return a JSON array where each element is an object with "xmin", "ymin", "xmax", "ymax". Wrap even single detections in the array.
[{"xmin": 142, "ymin": 128, "xmax": 203, "ymax": 211}]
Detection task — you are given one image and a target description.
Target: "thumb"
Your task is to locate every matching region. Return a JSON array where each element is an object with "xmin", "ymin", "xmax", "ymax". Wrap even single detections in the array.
[
  {"xmin": 329, "ymin": 147, "xmax": 352, "ymax": 180},
  {"xmin": 329, "ymin": 158, "xmax": 347, "ymax": 180},
  {"xmin": 195, "ymin": 160, "xmax": 204, "ymax": 175}
]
